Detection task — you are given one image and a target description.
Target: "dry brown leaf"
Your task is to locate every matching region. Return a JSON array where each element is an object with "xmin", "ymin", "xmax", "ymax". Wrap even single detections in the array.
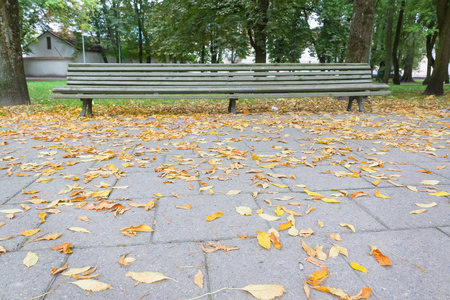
[
  {"xmin": 194, "ymin": 269, "xmax": 204, "ymax": 289},
  {"xmin": 301, "ymin": 239, "xmax": 316, "ymax": 257},
  {"xmin": 77, "ymin": 216, "xmax": 91, "ymax": 222},
  {"xmin": 51, "ymin": 263, "xmax": 68, "ymax": 275},
  {"xmin": 63, "ymin": 266, "xmax": 92, "ymax": 276},
  {"xmin": 119, "ymin": 252, "xmax": 131, "ymax": 266},
  {"xmin": 50, "ymin": 242, "xmax": 73, "ymax": 254},
  {"xmin": 339, "ymin": 223, "xmax": 356, "ymax": 232},
  {"xmin": 329, "ymin": 233, "xmax": 343, "ymax": 241}
]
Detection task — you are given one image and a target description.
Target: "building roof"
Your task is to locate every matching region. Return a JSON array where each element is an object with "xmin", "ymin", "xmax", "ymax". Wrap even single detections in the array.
[{"xmin": 34, "ymin": 30, "xmax": 100, "ymax": 52}]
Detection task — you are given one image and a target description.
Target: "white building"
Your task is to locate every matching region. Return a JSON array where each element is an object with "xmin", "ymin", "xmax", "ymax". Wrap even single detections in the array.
[{"xmin": 23, "ymin": 31, "xmax": 114, "ymax": 78}]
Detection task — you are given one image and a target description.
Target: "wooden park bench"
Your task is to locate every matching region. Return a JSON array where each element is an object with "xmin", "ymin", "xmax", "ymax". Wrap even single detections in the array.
[{"xmin": 52, "ymin": 63, "xmax": 390, "ymax": 116}]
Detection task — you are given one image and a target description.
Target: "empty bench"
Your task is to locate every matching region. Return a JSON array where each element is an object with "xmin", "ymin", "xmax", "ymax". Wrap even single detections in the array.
[{"xmin": 52, "ymin": 63, "xmax": 390, "ymax": 116}]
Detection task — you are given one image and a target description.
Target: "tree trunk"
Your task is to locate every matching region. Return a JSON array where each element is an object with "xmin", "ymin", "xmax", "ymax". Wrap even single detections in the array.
[
  {"xmin": 424, "ymin": 0, "xmax": 450, "ymax": 96},
  {"xmin": 134, "ymin": 0, "xmax": 143, "ymax": 63},
  {"xmin": 392, "ymin": 0, "xmax": 405, "ymax": 85},
  {"xmin": 382, "ymin": 1, "xmax": 395, "ymax": 83},
  {"xmin": 248, "ymin": 0, "xmax": 269, "ymax": 63},
  {"xmin": 345, "ymin": 0, "xmax": 377, "ymax": 112},
  {"xmin": 401, "ymin": 40, "xmax": 415, "ymax": 82},
  {"xmin": 346, "ymin": 0, "xmax": 377, "ymax": 63},
  {"xmin": 423, "ymin": 30, "xmax": 438, "ymax": 85},
  {"xmin": 0, "ymin": 0, "xmax": 30, "ymax": 106}
]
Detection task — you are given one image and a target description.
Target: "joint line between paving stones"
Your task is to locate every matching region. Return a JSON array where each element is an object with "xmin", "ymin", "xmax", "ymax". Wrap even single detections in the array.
[
  {"xmin": 2, "ymin": 177, "xmax": 37, "ymax": 205},
  {"xmin": 436, "ymin": 227, "xmax": 450, "ymax": 238},
  {"xmin": 346, "ymin": 192, "xmax": 392, "ymax": 230},
  {"xmin": 39, "ymin": 255, "xmax": 71, "ymax": 300}
]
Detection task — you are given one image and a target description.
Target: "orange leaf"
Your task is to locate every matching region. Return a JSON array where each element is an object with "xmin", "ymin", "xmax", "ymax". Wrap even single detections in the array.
[
  {"xmin": 370, "ymin": 245, "xmax": 392, "ymax": 266},
  {"xmin": 278, "ymin": 221, "xmax": 293, "ymax": 231},
  {"xmin": 418, "ymin": 169, "xmax": 432, "ymax": 174},
  {"xmin": 50, "ymin": 242, "xmax": 73, "ymax": 254},
  {"xmin": 375, "ymin": 189, "xmax": 390, "ymax": 199},
  {"xmin": 205, "ymin": 211, "xmax": 223, "ymax": 221},
  {"xmin": 308, "ymin": 267, "xmax": 328, "ymax": 281},
  {"xmin": 268, "ymin": 232, "xmax": 282, "ymax": 250},
  {"xmin": 120, "ymin": 224, "xmax": 154, "ymax": 234},
  {"xmin": 51, "ymin": 263, "xmax": 68, "ymax": 275},
  {"xmin": 19, "ymin": 228, "xmax": 41, "ymax": 237},
  {"xmin": 237, "ymin": 233, "xmax": 248, "ymax": 239},
  {"xmin": 176, "ymin": 204, "xmax": 192, "ymax": 210},
  {"xmin": 351, "ymin": 191, "xmax": 370, "ymax": 198},
  {"xmin": 16, "ymin": 173, "xmax": 31, "ymax": 177}
]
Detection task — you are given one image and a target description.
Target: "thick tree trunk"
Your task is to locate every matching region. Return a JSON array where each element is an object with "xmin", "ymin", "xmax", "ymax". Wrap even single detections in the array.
[
  {"xmin": 424, "ymin": 0, "xmax": 450, "ymax": 96},
  {"xmin": 383, "ymin": 1, "xmax": 395, "ymax": 83},
  {"xmin": 392, "ymin": 0, "xmax": 405, "ymax": 85},
  {"xmin": 248, "ymin": 0, "xmax": 269, "ymax": 63},
  {"xmin": 346, "ymin": 0, "xmax": 377, "ymax": 63},
  {"xmin": 401, "ymin": 40, "xmax": 415, "ymax": 82},
  {"xmin": 345, "ymin": 0, "xmax": 377, "ymax": 112},
  {"xmin": 423, "ymin": 31, "xmax": 438, "ymax": 85},
  {"xmin": 0, "ymin": 0, "xmax": 30, "ymax": 106}
]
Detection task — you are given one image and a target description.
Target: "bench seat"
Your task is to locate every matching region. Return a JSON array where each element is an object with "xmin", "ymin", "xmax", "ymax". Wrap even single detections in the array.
[{"xmin": 52, "ymin": 63, "xmax": 390, "ymax": 116}]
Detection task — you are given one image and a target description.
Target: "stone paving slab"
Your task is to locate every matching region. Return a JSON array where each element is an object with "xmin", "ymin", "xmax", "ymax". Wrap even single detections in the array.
[{"xmin": 0, "ymin": 112, "xmax": 449, "ymax": 300}]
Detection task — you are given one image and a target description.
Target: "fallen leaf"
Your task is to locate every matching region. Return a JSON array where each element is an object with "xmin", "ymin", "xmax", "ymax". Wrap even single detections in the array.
[
  {"xmin": 176, "ymin": 204, "xmax": 192, "ymax": 210},
  {"xmin": 235, "ymin": 206, "xmax": 252, "ymax": 216},
  {"xmin": 372, "ymin": 178, "xmax": 381, "ymax": 186},
  {"xmin": 91, "ymin": 190, "xmax": 111, "ymax": 198},
  {"xmin": 22, "ymin": 189, "xmax": 41, "ymax": 194},
  {"xmin": 23, "ymin": 252, "xmax": 39, "ymax": 268},
  {"xmin": 303, "ymin": 189, "xmax": 323, "ymax": 198},
  {"xmin": 237, "ymin": 233, "xmax": 248, "ymax": 239},
  {"xmin": 20, "ymin": 204, "xmax": 30, "ymax": 211},
  {"xmin": 241, "ymin": 284, "xmax": 286, "ymax": 300},
  {"xmin": 119, "ymin": 253, "xmax": 131, "ymax": 266},
  {"xmin": 318, "ymin": 220, "xmax": 324, "ymax": 228},
  {"xmin": 36, "ymin": 177, "xmax": 54, "ymax": 183},
  {"xmin": 375, "ymin": 189, "xmax": 390, "ymax": 199},
  {"xmin": 315, "ymin": 245, "xmax": 327, "ymax": 261},
  {"xmin": 34, "ymin": 233, "xmax": 62, "ymax": 241},
  {"xmin": 0, "ymin": 236, "xmax": 13, "ymax": 241},
  {"xmin": 125, "ymin": 271, "xmax": 171, "ymax": 284},
  {"xmin": 420, "ymin": 180, "xmax": 440, "ymax": 186},
  {"xmin": 51, "ymin": 263, "xmax": 68, "ymax": 275},
  {"xmin": 39, "ymin": 212, "xmax": 47, "ymax": 223},
  {"xmin": 257, "ymin": 231, "xmax": 271, "ymax": 250},
  {"xmin": 77, "ymin": 216, "xmax": 91, "ymax": 222},
  {"xmin": 269, "ymin": 232, "xmax": 282, "ymax": 250},
  {"xmin": 120, "ymin": 224, "xmax": 154, "ymax": 236},
  {"xmin": 272, "ymin": 183, "xmax": 289, "ymax": 188},
  {"xmin": 63, "ymin": 266, "xmax": 92, "ymax": 276},
  {"xmin": 68, "ymin": 227, "xmax": 91, "ymax": 234},
  {"xmin": 370, "ymin": 245, "xmax": 392, "ymax": 266},
  {"xmin": 329, "ymin": 244, "xmax": 349, "ymax": 258},
  {"xmin": 205, "ymin": 211, "xmax": 223, "ymax": 221},
  {"xmin": 312, "ymin": 286, "xmax": 349, "ymax": 299},
  {"xmin": 436, "ymin": 165, "xmax": 446, "ymax": 170},
  {"xmin": 194, "ymin": 269, "xmax": 204, "ymax": 289},
  {"xmin": 299, "ymin": 228, "xmax": 314, "ymax": 238},
  {"xmin": 350, "ymin": 262, "xmax": 368, "ymax": 273},
  {"xmin": 320, "ymin": 197, "xmax": 340, "ymax": 203},
  {"xmin": 274, "ymin": 205, "xmax": 284, "ymax": 216},
  {"xmin": 280, "ymin": 206, "xmax": 302, "ymax": 216},
  {"xmin": 415, "ymin": 202, "xmax": 437, "ymax": 208},
  {"xmin": 226, "ymin": 190, "xmax": 242, "ymax": 195},
  {"xmin": 339, "ymin": 223, "xmax": 356, "ymax": 232},
  {"xmin": 351, "ymin": 191, "xmax": 370, "ymax": 198},
  {"xmin": 50, "ymin": 242, "xmax": 73, "ymax": 254},
  {"xmin": 71, "ymin": 279, "xmax": 113, "ymax": 292},
  {"xmin": 0, "ymin": 246, "xmax": 6, "ymax": 255},
  {"xmin": 429, "ymin": 191, "xmax": 450, "ymax": 197},
  {"xmin": 407, "ymin": 186, "xmax": 418, "ymax": 192},
  {"xmin": 308, "ymin": 267, "xmax": 328, "ymax": 281},
  {"xmin": 301, "ymin": 239, "xmax": 316, "ymax": 257},
  {"xmin": 258, "ymin": 213, "xmax": 280, "ymax": 222},
  {"xmin": 329, "ymin": 233, "xmax": 343, "ymax": 241},
  {"xmin": 410, "ymin": 209, "xmax": 427, "ymax": 214},
  {"xmin": 19, "ymin": 228, "xmax": 41, "ymax": 237},
  {"xmin": 278, "ymin": 221, "xmax": 293, "ymax": 231},
  {"xmin": 418, "ymin": 169, "xmax": 432, "ymax": 174},
  {"xmin": 0, "ymin": 209, "xmax": 23, "ymax": 214}
]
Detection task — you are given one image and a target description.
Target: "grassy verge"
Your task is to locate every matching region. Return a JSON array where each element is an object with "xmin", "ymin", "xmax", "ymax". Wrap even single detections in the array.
[{"xmin": 20, "ymin": 80, "xmax": 450, "ymax": 117}]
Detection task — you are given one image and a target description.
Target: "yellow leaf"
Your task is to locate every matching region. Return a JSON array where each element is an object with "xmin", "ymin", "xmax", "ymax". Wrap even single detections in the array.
[
  {"xmin": 68, "ymin": 227, "xmax": 91, "ymax": 234},
  {"xmin": 375, "ymin": 189, "xmax": 390, "ymax": 199},
  {"xmin": 125, "ymin": 271, "xmax": 171, "ymax": 284},
  {"xmin": 256, "ymin": 231, "xmax": 271, "ymax": 249},
  {"xmin": 0, "ymin": 246, "xmax": 6, "ymax": 255},
  {"xmin": 272, "ymin": 183, "xmax": 288, "ymax": 188},
  {"xmin": 410, "ymin": 209, "xmax": 427, "ymax": 214},
  {"xmin": 226, "ymin": 190, "xmax": 242, "ymax": 195},
  {"xmin": 320, "ymin": 197, "xmax": 340, "ymax": 203},
  {"xmin": 350, "ymin": 262, "xmax": 368, "ymax": 273},
  {"xmin": 303, "ymin": 189, "xmax": 323, "ymax": 198},
  {"xmin": 77, "ymin": 216, "xmax": 91, "ymax": 222},
  {"xmin": 120, "ymin": 224, "xmax": 154, "ymax": 235},
  {"xmin": 122, "ymin": 163, "xmax": 134, "ymax": 167},
  {"xmin": 407, "ymin": 186, "xmax": 418, "ymax": 192},
  {"xmin": 194, "ymin": 269, "xmax": 204, "ymax": 289},
  {"xmin": 415, "ymin": 202, "xmax": 437, "ymax": 208},
  {"xmin": 274, "ymin": 205, "xmax": 284, "ymax": 216},
  {"xmin": 36, "ymin": 177, "xmax": 54, "ymax": 183},
  {"xmin": 312, "ymin": 286, "xmax": 349, "ymax": 299},
  {"xmin": 256, "ymin": 208, "xmax": 263, "ymax": 214},
  {"xmin": 22, "ymin": 189, "xmax": 40, "ymax": 194},
  {"xmin": 39, "ymin": 212, "xmax": 47, "ymax": 224},
  {"xmin": 278, "ymin": 221, "xmax": 293, "ymax": 231},
  {"xmin": 153, "ymin": 193, "xmax": 164, "ymax": 198},
  {"xmin": 301, "ymin": 239, "xmax": 316, "ymax": 257},
  {"xmin": 318, "ymin": 220, "xmax": 324, "ymax": 228},
  {"xmin": 23, "ymin": 252, "xmax": 39, "ymax": 268},
  {"xmin": 91, "ymin": 190, "xmax": 111, "ymax": 198},
  {"xmin": 339, "ymin": 223, "xmax": 355, "ymax": 232},
  {"xmin": 241, "ymin": 284, "xmax": 286, "ymax": 300},
  {"xmin": 71, "ymin": 279, "xmax": 113, "ymax": 292},
  {"xmin": 315, "ymin": 245, "xmax": 327, "ymax": 261},
  {"xmin": 329, "ymin": 233, "xmax": 343, "ymax": 241},
  {"xmin": 372, "ymin": 178, "xmax": 381, "ymax": 186},
  {"xmin": 34, "ymin": 233, "xmax": 62, "ymax": 241},
  {"xmin": 199, "ymin": 185, "xmax": 213, "ymax": 192},
  {"xmin": 429, "ymin": 191, "xmax": 450, "ymax": 197},
  {"xmin": 235, "ymin": 206, "xmax": 252, "ymax": 216},
  {"xmin": 63, "ymin": 266, "xmax": 92, "ymax": 276},
  {"xmin": 205, "ymin": 211, "xmax": 223, "ymax": 221},
  {"xmin": 19, "ymin": 228, "xmax": 41, "ymax": 237}
]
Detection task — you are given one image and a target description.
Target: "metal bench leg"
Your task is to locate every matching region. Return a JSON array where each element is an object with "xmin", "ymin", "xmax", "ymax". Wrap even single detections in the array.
[
  {"xmin": 228, "ymin": 98, "xmax": 237, "ymax": 114},
  {"xmin": 80, "ymin": 99, "xmax": 93, "ymax": 117},
  {"xmin": 347, "ymin": 96, "xmax": 366, "ymax": 113}
]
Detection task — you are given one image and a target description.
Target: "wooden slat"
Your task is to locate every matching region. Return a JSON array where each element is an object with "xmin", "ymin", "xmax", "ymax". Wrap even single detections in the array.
[
  {"xmin": 67, "ymin": 74, "xmax": 372, "ymax": 82},
  {"xmin": 66, "ymin": 79, "xmax": 373, "ymax": 87},
  {"xmin": 67, "ymin": 70, "xmax": 371, "ymax": 77},
  {"xmin": 53, "ymin": 83, "xmax": 389, "ymax": 95},
  {"xmin": 52, "ymin": 90, "xmax": 391, "ymax": 99}
]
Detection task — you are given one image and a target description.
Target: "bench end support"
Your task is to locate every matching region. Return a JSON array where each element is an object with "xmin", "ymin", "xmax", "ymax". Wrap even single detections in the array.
[
  {"xmin": 228, "ymin": 98, "xmax": 237, "ymax": 114},
  {"xmin": 347, "ymin": 96, "xmax": 366, "ymax": 113},
  {"xmin": 80, "ymin": 99, "xmax": 93, "ymax": 117}
]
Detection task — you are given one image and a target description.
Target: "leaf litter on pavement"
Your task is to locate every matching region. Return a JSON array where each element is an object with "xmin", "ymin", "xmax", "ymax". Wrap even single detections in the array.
[{"xmin": 0, "ymin": 103, "xmax": 448, "ymax": 299}]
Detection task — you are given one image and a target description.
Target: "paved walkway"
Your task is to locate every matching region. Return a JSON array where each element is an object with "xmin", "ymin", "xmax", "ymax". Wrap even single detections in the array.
[{"xmin": 0, "ymin": 112, "xmax": 449, "ymax": 300}]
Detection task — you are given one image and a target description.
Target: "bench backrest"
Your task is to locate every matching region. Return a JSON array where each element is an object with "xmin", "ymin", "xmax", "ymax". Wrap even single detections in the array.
[{"xmin": 66, "ymin": 63, "xmax": 374, "ymax": 87}]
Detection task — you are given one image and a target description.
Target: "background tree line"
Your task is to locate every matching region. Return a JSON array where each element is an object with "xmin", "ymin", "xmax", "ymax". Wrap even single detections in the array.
[{"xmin": 1, "ymin": 0, "xmax": 449, "ymax": 106}]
